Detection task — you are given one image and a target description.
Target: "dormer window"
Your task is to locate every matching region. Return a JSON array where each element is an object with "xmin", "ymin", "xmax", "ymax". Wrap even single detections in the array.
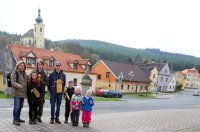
[
  {"xmin": 49, "ymin": 60, "xmax": 54, "ymax": 67},
  {"xmin": 73, "ymin": 62, "xmax": 78, "ymax": 70},
  {"xmin": 26, "ymin": 57, "xmax": 36, "ymax": 65}
]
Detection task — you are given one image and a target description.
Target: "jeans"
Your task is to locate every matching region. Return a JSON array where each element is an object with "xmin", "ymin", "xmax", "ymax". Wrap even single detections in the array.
[
  {"xmin": 50, "ymin": 93, "xmax": 62, "ymax": 119},
  {"xmin": 13, "ymin": 97, "xmax": 24, "ymax": 121}
]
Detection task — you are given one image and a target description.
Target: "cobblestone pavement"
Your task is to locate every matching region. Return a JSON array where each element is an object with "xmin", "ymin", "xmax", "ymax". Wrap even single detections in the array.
[{"xmin": 1, "ymin": 108, "xmax": 200, "ymax": 132}]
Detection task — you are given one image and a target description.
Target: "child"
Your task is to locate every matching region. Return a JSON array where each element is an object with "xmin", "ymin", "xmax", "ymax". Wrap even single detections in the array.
[
  {"xmin": 63, "ymin": 81, "xmax": 75, "ymax": 123},
  {"xmin": 70, "ymin": 86, "xmax": 82, "ymax": 127},
  {"xmin": 27, "ymin": 70, "xmax": 42, "ymax": 124},
  {"xmin": 82, "ymin": 89, "xmax": 94, "ymax": 128}
]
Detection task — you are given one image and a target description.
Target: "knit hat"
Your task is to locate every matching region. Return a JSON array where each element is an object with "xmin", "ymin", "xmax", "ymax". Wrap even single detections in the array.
[
  {"xmin": 55, "ymin": 61, "xmax": 61, "ymax": 66},
  {"xmin": 15, "ymin": 60, "xmax": 26, "ymax": 70}
]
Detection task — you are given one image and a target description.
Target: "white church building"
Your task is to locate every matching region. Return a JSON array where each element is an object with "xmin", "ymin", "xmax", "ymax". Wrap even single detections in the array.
[{"xmin": 20, "ymin": 9, "xmax": 45, "ymax": 49}]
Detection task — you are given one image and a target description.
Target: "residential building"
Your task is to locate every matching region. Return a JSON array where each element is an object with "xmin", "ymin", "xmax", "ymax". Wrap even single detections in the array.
[
  {"xmin": 7, "ymin": 44, "xmax": 97, "ymax": 91},
  {"xmin": 0, "ymin": 51, "xmax": 6, "ymax": 91},
  {"xmin": 92, "ymin": 60, "xmax": 151, "ymax": 93},
  {"xmin": 137, "ymin": 62, "xmax": 176, "ymax": 92},
  {"xmin": 180, "ymin": 68, "xmax": 200, "ymax": 89}
]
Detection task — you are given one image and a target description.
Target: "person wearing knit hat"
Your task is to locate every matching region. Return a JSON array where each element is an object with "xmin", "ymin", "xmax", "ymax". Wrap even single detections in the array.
[
  {"xmin": 81, "ymin": 89, "xmax": 94, "ymax": 128},
  {"xmin": 35, "ymin": 59, "xmax": 48, "ymax": 123},
  {"xmin": 48, "ymin": 60, "xmax": 66, "ymax": 124},
  {"xmin": 11, "ymin": 60, "xmax": 28, "ymax": 126}
]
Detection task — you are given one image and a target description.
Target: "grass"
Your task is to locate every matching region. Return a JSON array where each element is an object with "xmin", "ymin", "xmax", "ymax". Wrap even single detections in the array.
[
  {"xmin": 94, "ymin": 96, "xmax": 123, "ymax": 101},
  {"xmin": 123, "ymin": 93, "xmax": 156, "ymax": 99},
  {"xmin": 0, "ymin": 92, "xmax": 12, "ymax": 98}
]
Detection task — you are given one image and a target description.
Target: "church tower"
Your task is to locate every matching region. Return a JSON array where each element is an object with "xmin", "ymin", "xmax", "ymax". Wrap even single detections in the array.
[{"xmin": 33, "ymin": 8, "xmax": 45, "ymax": 48}]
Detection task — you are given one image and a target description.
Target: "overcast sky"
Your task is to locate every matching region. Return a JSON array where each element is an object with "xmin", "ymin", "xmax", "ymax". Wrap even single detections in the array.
[{"xmin": 1, "ymin": 0, "xmax": 200, "ymax": 57}]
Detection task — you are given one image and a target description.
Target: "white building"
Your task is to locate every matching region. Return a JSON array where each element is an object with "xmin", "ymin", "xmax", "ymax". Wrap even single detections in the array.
[{"xmin": 20, "ymin": 9, "xmax": 45, "ymax": 49}]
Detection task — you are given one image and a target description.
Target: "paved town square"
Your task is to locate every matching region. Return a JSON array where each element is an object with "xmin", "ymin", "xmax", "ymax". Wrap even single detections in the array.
[{"xmin": 1, "ymin": 90, "xmax": 200, "ymax": 132}]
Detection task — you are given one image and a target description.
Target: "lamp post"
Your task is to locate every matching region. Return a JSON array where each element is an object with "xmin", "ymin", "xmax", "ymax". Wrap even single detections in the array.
[{"xmin": 129, "ymin": 71, "xmax": 134, "ymax": 93}]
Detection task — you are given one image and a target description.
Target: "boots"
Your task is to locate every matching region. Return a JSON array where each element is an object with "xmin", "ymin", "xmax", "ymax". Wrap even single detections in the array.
[
  {"xmin": 50, "ymin": 118, "xmax": 54, "ymax": 124},
  {"xmin": 64, "ymin": 118, "xmax": 68, "ymax": 124},
  {"xmin": 55, "ymin": 118, "xmax": 61, "ymax": 124},
  {"xmin": 29, "ymin": 118, "xmax": 33, "ymax": 124},
  {"xmin": 37, "ymin": 117, "xmax": 42, "ymax": 123}
]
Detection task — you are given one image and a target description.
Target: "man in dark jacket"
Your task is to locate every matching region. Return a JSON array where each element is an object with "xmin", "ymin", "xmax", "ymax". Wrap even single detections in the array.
[
  {"xmin": 48, "ymin": 61, "xmax": 66, "ymax": 124},
  {"xmin": 11, "ymin": 61, "xmax": 28, "ymax": 126},
  {"xmin": 64, "ymin": 81, "xmax": 75, "ymax": 123},
  {"xmin": 36, "ymin": 59, "xmax": 48, "ymax": 123}
]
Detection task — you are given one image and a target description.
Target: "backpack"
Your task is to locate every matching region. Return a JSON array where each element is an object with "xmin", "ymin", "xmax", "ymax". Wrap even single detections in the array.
[{"xmin": 7, "ymin": 71, "xmax": 19, "ymax": 87}]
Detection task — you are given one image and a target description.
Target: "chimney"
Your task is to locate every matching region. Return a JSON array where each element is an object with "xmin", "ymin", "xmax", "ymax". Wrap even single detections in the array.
[{"xmin": 50, "ymin": 48, "xmax": 54, "ymax": 51}]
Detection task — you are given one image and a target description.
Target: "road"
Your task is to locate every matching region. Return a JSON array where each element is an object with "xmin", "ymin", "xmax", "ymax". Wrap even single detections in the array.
[{"xmin": 0, "ymin": 90, "xmax": 199, "ymax": 118}]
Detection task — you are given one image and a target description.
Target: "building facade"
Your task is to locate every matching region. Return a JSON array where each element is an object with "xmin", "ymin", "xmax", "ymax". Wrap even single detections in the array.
[
  {"xmin": 8, "ymin": 44, "xmax": 97, "ymax": 92},
  {"xmin": 92, "ymin": 60, "xmax": 151, "ymax": 93},
  {"xmin": 20, "ymin": 9, "xmax": 45, "ymax": 49}
]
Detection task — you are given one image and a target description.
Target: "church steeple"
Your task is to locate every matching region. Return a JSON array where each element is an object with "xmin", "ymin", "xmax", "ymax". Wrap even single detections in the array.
[{"xmin": 35, "ymin": 8, "xmax": 43, "ymax": 23}]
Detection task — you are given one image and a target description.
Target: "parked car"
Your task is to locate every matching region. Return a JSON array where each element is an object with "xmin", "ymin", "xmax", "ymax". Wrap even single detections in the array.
[
  {"xmin": 95, "ymin": 89, "xmax": 109, "ymax": 97},
  {"xmin": 103, "ymin": 90, "xmax": 123, "ymax": 98},
  {"xmin": 193, "ymin": 90, "xmax": 200, "ymax": 96}
]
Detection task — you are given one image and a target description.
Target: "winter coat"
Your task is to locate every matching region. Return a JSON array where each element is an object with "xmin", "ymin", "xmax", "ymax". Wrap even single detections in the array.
[
  {"xmin": 11, "ymin": 70, "xmax": 28, "ymax": 98},
  {"xmin": 36, "ymin": 69, "xmax": 48, "ymax": 96},
  {"xmin": 27, "ymin": 80, "xmax": 43, "ymax": 100},
  {"xmin": 82, "ymin": 96, "xmax": 94, "ymax": 112},
  {"xmin": 70, "ymin": 94, "xmax": 82, "ymax": 110},
  {"xmin": 48, "ymin": 70, "xmax": 66, "ymax": 94},
  {"xmin": 64, "ymin": 86, "xmax": 75, "ymax": 101}
]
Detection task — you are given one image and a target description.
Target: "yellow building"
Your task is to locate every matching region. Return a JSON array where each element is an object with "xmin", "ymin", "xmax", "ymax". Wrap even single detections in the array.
[
  {"xmin": 0, "ymin": 70, "xmax": 6, "ymax": 91},
  {"xmin": 175, "ymin": 71, "xmax": 186, "ymax": 89}
]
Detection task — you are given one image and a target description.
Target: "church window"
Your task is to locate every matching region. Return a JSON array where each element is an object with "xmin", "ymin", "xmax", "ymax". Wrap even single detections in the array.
[{"xmin": 40, "ymin": 27, "xmax": 42, "ymax": 32}]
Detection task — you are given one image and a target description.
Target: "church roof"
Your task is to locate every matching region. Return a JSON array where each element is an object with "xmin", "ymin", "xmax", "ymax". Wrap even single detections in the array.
[{"xmin": 22, "ymin": 29, "xmax": 33, "ymax": 37}]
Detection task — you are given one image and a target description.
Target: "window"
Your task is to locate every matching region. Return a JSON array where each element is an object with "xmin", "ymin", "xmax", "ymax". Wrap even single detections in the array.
[
  {"xmin": 106, "ymin": 72, "xmax": 110, "ymax": 78},
  {"xmin": 170, "ymin": 86, "xmax": 171, "ymax": 89},
  {"xmin": 153, "ymin": 74, "xmax": 156, "ymax": 79},
  {"xmin": 49, "ymin": 60, "xmax": 54, "ymax": 67},
  {"xmin": 29, "ymin": 40, "xmax": 31, "ymax": 44},
  {"xmin": 165, "ymin": 69, "xmax": 167, "ymax": 73},
  {"xmin": 154, "ymin": 82, "xmax": 157, "ymax": 87},
  {"xmin": 121, "ymin": 84, "xmax": 124, "ymax": 89},
  {"xmin": 109, "ymin": 84, "xmax": 111, "ymax": 87},
  {"xmin": 35, "ymin": 27, "xmax": 36, "ymax": 32},
  {"xmin": 3, "ymin": 75, "xmax": 6, "ymax": 85},
  {"xmin": 40, "ymin": 27, "xmax": 42, "ymax": 32},
  {"xmin": 73, "ymin": 78, "xmax": 77, "ymax": 86},
  {"xmin": 97, "ymin": 75, "xmax": 101, "ymax": 80},
  {"xmin": 26, "ymin": 57, "xmax": 36, "ymax": 65},
  {"xmin": 160, "ymin": 77, "xmax": 163, "ymax": 82},
  {"xmin": 73, "ymin": 62, "xmax": 78, "ymax": 70},
  {"xmin": 166, "ymin": 78, "xmax": 168, "ymax": 82},
  {"xmin": 127, "ymin": 85, "xmax": 130, "ymax": 90}
]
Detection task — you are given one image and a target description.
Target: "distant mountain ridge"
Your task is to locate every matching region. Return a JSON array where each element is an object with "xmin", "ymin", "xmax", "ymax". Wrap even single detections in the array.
[
  {"xmin": 58, "ymin": 39, "xmax": 200, "ymax": 72},
  {"xmin": 0, "ymin": 30, "xmax": 200, "ymax": 72}
]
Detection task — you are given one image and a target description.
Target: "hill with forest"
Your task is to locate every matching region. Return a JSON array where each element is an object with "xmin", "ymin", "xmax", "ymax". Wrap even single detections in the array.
[
  {"xmin": 57, "ymin": 39, "xmax": 200, "ymax": 72},
  {"xmin": 0, "ymin": 31, "xmax": 200, "ymax": 72}
]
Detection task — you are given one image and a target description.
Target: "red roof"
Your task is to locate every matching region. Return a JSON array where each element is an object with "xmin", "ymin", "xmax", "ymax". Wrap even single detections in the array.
[
  {"xmin": 9, "ymin": 44, "xmax": 93, "ymax": 73},
  {"xmin": 181, "ymin": 68, "xmax": 199, "ymax": 74}
]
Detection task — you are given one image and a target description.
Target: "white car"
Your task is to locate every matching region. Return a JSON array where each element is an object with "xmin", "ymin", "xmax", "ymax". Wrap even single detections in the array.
[{"xmin": 193, "ymin": 90, "xmax": 200, "ymax": 96}]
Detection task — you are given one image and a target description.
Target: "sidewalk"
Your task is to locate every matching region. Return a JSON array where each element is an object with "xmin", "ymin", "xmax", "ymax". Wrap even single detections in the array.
[
  {"xmin": 1, "ymin": 108, "xmax": 200, "ymax": 132},
  {"xmin": 154, "ymin": 92, "xmax": 180, "ymax": 99}
]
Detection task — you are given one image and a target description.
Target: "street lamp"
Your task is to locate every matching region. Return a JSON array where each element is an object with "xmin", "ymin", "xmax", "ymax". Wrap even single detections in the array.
[{"xmin": 129, "ymin": 71, "xmax": 134, "ymax": 93}]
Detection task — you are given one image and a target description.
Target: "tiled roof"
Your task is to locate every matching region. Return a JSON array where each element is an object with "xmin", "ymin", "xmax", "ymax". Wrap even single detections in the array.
[
  {"xmin": 137, "ymin": 62, "xmax": 166, "ymax": 72},
  {"xmin": 22, "ymin": 29, "xmax": 33, "ymax": 37},
  {"xmin": 102, "ymin": 60, "xmax": 151, "ymax": 83},
  {"xmin": 181, "ymin": 68, "xmax": 199, "ymax": 74},
  {"xmin": 9, "ymin": 44, "xmax": 93, "ymax": 73}
]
